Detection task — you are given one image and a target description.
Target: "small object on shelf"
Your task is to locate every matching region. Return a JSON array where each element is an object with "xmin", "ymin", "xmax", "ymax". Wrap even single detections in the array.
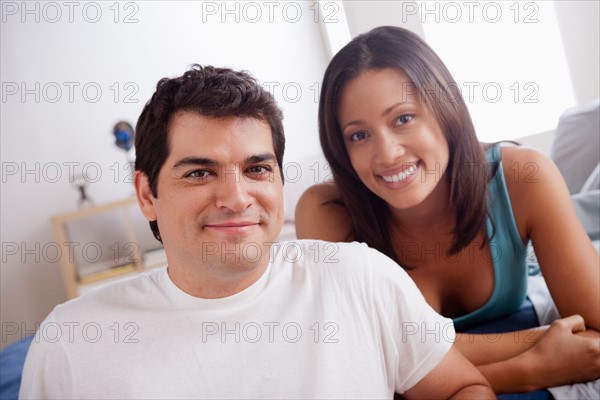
[
  {"xmin": 72, "ymin": 173, "xmax": 94, "ymax": 209},
  {"xmin": 112, "ymin": 121, "xmax": 134, "ymax": 152}
]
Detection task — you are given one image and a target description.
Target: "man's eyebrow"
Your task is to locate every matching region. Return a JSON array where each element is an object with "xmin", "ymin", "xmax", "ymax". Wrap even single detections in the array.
[
  {"xmin": 172, "ymin": 154, "xmax": 277, "ymax": 169},
  {"xmin": 172, "ymin": 157, "xmax": 219, "ymax": 169},
  {"xmin": 246, "ymin": 153, "xmax": 277, "ymax": 164}
]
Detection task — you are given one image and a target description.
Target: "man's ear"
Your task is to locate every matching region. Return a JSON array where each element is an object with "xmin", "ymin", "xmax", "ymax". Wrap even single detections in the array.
[{"xmin": 134, "ymin": 171, "xmax": 157, "ymax": 221}]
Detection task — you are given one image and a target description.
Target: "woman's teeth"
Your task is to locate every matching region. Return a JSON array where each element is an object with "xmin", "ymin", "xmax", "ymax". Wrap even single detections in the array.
[{"xmin": 381, "ymin": 163, "xmax": 417, "ymax": 183}]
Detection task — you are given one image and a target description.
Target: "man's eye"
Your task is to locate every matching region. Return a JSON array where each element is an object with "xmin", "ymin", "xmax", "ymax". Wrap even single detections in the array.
[
  {"xmin": 247, "ymin": 165, "xmax": 272, "ymax": 174},
  {"xmin": 394, "ymin": 114, "xmax": 414, "ymax": 126},
  {"xmin": 186, "ymin": 170, "xmax": 211, "ymax": 179},
  {"xmin": 349, "ymin": 131, "xmax": 368, "ymax": 142}
]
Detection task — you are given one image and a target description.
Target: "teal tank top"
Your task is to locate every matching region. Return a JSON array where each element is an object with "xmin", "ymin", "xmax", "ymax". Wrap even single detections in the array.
[{"xmin": 453, "ymin": 144, "xmax": 529, "ymax": 331}]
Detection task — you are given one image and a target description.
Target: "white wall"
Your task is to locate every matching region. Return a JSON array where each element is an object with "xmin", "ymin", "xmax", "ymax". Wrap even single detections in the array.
[
  {"xmin": 343, "ymin": 0, "xmax": 425, "ymax": 38},
  {"xmin": 555, "ymin": 0, "xmax": 600, "ymax": 104},
  {"xmin": 513, "ymin": 0, "xmax": 600, "ymax": 153},
  {"xmin": 1, "ymin": 1, "xmax": 331, "ymax": 348},
  {"xmin": 340, "ymin": 0, "xmax": 599, "ymax": 109}
]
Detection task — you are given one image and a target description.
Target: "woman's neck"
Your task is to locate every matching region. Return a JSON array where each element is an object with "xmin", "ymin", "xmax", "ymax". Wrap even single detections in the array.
[{"xmin": 388, "ymin": 177, "xmax": 455, "ymax": 239}]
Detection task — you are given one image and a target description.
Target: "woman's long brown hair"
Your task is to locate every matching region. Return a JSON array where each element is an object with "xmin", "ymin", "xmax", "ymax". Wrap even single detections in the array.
[{"xmin": 319, "ymin": 26, "xmax": 491, "ymax": 266}]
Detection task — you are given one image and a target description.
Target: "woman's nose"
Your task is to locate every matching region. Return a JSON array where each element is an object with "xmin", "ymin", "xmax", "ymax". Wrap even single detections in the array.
[{"xmin": 374, "ymin": 131, "xmax": 406, "ymax": 164}]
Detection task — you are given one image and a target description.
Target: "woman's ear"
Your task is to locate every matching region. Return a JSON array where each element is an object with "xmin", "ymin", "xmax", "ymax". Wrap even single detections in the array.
[{"xmin": 134, "ymin": 171, "xmax": 157, "ymax": 221}]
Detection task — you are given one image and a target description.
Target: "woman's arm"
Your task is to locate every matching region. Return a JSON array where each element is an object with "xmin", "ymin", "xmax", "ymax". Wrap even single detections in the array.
[
  {"xmin": 502, "ymin": 146, "xmax": 600, "ymax": 330},
  {"xmin": 295, "ymin": 182, "xmax": 355, "ymax": 242},
  {"xmin": 456, "ymin": 316, "xmax": 600, "ymax": 393},
  {"xmin": 454, "ymin": 326, "xmax": 547, "ymax": 366}
]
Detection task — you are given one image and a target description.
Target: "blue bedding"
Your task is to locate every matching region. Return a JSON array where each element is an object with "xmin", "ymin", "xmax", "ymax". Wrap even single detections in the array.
[{"xmin": 0, "ymin": 336, "xmax": 33, "ymax": 400}]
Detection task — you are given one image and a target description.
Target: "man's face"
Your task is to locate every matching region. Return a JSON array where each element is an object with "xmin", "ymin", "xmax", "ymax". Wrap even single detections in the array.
[{"xmin": 135, "ymin": 112, "xmax": 284, "ymax": 294}]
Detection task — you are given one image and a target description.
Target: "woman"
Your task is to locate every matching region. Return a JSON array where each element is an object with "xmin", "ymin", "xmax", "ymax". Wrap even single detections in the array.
[{"xmin": 296, "ymin": 26, "xmax": 600, "ymax": 394}]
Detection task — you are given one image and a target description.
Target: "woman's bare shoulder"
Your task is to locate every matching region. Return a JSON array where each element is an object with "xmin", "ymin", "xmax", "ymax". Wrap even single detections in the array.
[
  {"xmin": 295, "ymin": 182, "xmax": 354, "ymax": 242},
  {"xmin": 499, "ymin": 145, "xmax": 567, "ymax": 237},
  {"xmin": 499, "ymin": 145, "xmax": 557, "ymax": 198}
]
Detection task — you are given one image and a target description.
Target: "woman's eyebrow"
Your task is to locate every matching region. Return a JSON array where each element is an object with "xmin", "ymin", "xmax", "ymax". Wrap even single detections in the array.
[
  {"xmin": 382, "ymin": 101, "xmax": 411, "ymax": 117},
  {"xmin": 341, "ymin": 101, "xmax": 411, "ymax": 132}
]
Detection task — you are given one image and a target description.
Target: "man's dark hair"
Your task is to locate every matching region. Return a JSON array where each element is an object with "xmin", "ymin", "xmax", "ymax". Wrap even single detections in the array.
[{"xmin": 135, "ymin": 64, "xmax": 285, "ymax": 242}]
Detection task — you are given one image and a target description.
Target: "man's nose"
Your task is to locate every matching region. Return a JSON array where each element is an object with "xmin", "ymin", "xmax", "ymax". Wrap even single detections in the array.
[{"xmin": 215, "ymin": 170, "xmax": 253, "ymax": 213}]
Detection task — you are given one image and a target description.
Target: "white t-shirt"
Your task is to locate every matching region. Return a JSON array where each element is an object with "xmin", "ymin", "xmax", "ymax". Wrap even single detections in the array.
[{"xmin": 20, "ymin": 240, "xmax": 455, "ymax": 399}]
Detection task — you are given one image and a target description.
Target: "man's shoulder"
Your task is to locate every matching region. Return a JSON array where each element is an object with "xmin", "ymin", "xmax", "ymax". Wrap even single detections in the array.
[
  {"xmin": 52, "ymin": 268, "xmax": 165, "ymax": 320},
  {"xmin": 272, "ymin": 239, "xmax": 408, "ymax": 280}
]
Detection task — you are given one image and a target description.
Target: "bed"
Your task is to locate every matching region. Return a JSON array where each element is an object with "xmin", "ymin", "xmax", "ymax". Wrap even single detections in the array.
[{"xmin": 0, "ymin": 336, "xmax": 33, "ymax": 399}]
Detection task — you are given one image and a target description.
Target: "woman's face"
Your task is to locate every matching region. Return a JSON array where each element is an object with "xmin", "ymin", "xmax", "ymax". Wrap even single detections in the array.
[{"xmin": 337, "ymin": 68, "xmax": 450, "ymax": 211}]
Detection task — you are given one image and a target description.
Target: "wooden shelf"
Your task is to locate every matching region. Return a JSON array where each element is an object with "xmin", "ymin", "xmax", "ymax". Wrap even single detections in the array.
[{"xmin": 51, "ymin": 197, "xmax": 165, "ymax": 298}]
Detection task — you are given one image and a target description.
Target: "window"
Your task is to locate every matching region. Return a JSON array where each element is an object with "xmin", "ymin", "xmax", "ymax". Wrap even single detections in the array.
[{"xmin": 421, "ymin": 1, "xmax": 575, "ymax": 142}]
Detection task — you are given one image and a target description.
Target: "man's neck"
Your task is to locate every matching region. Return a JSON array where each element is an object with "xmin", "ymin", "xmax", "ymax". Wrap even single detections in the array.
[{"xmin": 166, "ymin": 257, "xmax": 271, "ymax": 299}]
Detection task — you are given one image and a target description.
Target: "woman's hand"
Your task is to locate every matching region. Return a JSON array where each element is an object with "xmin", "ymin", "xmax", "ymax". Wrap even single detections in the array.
[{"xmin": 520, "ymin": 315, "xmax": 600, "ymax": 391}]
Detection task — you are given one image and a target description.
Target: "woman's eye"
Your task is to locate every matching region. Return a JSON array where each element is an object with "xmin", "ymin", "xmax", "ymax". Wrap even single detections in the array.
[
  {"xmin": 394, "ymin": 114, "xmax": 414, "ymax": 126},
  {"xmin": 349, "ymin": 131, "xmax": 368, "ymax": 142}
]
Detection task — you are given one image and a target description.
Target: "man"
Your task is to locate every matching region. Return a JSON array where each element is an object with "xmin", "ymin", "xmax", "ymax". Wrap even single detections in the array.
[{"xmin": 20, "ymin": 65, "xmax": 493, "ymax": 399}]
